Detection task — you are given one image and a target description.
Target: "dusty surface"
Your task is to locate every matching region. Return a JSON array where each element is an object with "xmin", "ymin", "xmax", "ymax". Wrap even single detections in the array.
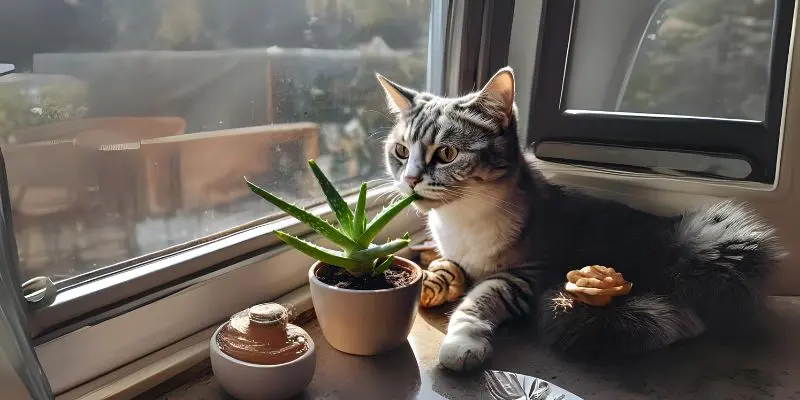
[{"xmin": 144, "ymin": 297, "xmax": 800, "ymax": 399}]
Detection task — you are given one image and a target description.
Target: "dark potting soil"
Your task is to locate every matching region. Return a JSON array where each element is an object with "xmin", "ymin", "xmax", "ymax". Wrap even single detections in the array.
[{"xmin": 316, "ymin": 264, "xmax": 415, "ymax": 290}]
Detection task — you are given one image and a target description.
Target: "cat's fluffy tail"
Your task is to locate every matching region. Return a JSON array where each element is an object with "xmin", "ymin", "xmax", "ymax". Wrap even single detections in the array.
[
  {"xmin": 669, "ymin": 200, "xmax": 784, "ymax": 328},
  {"xmin": 538, "ymin": 291, "xmax": 705, "ymax": 356},
  {"xmin": 538, "ymin": 200, "xmax": 783, "ymax": 356}
]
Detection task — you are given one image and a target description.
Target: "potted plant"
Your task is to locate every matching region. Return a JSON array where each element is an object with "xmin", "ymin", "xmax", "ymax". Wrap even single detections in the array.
[{"xmin": 246, "ymin": 160, "xmax": 422, "ymax": 356}]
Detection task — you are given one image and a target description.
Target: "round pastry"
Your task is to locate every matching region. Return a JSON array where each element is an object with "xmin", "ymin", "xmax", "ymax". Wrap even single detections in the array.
[{"xmin": 564, "ymin": 265, "xmax": 632, "ymax": 306}]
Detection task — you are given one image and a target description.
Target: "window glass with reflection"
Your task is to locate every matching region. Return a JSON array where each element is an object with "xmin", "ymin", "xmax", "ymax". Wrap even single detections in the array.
[
  {"xmin": 0, "ymin": 0, "xmax": 429, "ymax": 283},
  {"xmin": 568, "ymin": 0, "xmax": 775, "ymax": 121}
]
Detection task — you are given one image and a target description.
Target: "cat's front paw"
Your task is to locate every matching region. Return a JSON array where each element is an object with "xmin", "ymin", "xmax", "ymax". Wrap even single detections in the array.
[
  {"xmin": 438, "ymin": 331, "xmax": 493, "ymax": 372},
  {"xmin": 421, "ymin": 259, "xmax": 467, "ymax": 308}
]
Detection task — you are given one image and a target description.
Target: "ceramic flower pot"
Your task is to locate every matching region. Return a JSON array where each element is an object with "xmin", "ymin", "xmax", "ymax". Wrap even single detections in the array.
[{"xmin": 308, "ymin": 256, "xmax": 422, "ymax": 355}]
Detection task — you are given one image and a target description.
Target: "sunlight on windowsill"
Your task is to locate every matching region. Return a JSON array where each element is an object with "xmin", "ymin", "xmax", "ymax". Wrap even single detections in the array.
[{"xmin": 137, "ymin": 297, "xmax": 800, "ymax": 400}]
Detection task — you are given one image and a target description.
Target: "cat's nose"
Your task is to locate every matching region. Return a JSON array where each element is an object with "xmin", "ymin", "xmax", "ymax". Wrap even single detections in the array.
[{"xmin": 404, "ymin": 175, "xmax": 422, "ymax": 188}]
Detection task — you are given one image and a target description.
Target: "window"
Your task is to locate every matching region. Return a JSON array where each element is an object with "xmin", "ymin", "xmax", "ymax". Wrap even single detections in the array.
[
  {"xmin": 0, "ymin": 1, "xmax": 429, "ymax": 287},
  {"xmin": 0, "ymin": 1, "xmax": 455, "ymax": 394},
  {"xmin": 530, "ymin": 0, "xmax": 794, "ymax": 183}
]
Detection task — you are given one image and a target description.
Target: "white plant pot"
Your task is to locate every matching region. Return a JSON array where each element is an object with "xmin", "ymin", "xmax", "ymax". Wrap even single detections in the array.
[{"xmin": 308, "ymin": 257, "xmax": 422, "ymax": 356}]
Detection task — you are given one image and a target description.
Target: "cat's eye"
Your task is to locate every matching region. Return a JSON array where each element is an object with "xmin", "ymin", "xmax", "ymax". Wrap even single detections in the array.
[
  {"xmin": 395, "ymin": 143, "xmax": 409, "ymax": 159},
  {"xmin": 436, "ymin": 146, "xmax": 458, "ymax": 164}
]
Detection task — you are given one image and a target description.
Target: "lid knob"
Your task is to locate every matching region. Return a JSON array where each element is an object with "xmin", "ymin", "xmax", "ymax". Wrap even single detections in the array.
[{"xmin": 248, "ymin": 303, "xmax": 288, "ymax": 326}]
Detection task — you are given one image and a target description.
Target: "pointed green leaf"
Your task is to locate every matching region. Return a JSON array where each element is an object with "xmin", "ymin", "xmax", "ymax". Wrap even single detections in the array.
[
  {"xmin": 307, "ymin": 160, "xmax": 354, "ymax": 235},
  {"xmin": 351, "ymin": 238, "xmax": 410, "ymax": 262},
  {"xmin": 352, "ymin": 183, "xmax": 368, "ymax": 239},
  {"xmin": 274, "ymin": 231, "xmax": 361, "ymax": 270},
  {"xmin": 372, "ymin": 255, "xmax": 394, "ymax": 277},
  {"xmin": 246, "ymin": 178, "xmax": 360, "ymax": 252},
  {"xmin": 358, "ymin": 194, "xmax": 418, "ymax": 247}
]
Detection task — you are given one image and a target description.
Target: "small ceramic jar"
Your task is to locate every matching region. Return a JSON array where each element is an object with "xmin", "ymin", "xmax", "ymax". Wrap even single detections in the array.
[{"xmin": 210, "ymin": 303, "xmax": 316, "ymax": 400}]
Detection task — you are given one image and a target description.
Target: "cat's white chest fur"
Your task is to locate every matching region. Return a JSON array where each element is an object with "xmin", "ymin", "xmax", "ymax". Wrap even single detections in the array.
[{"xmin": 427, "ymin": 193, "xmax": 524, "ymax": 279}]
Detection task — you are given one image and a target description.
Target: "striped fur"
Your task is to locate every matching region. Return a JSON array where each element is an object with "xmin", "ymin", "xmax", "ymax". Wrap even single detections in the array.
[
  {"xmin": 420, "ymin": 259, "xmax": 467, "ymax": 308},
  {"xmin": 378, "ymin": 67, "xmax": 783, "ymax": 371}
]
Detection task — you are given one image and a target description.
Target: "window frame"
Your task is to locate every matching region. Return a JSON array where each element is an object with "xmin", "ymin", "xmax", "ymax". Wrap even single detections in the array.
[
  {"xmin": 13, "ymin": 0, "xmax": 517, "ymax": 394},
  {"xmin": 528, "ymin": 0, "xmax": 796, "ymax": 184},
  {"xmin": 29, "ymin": 186, "xmax": 405, "ymax": 341},
  {"xmin": 508, "ymin": 0, "xmax": 800, "ymax": 299},
  {"xmin": 11, "ymin": 1, "xmax": 447, "ymax": 341}
]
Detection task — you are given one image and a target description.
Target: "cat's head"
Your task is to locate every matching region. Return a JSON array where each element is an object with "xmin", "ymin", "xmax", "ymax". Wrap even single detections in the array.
[{"xmin": 378, "ymin": 67, "xmax": 520, "ymax": 210}]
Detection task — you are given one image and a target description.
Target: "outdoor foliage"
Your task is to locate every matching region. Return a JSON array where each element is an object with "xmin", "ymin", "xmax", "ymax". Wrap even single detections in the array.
[{"xmin": 620, "ymin": 0, "xmax": 774, "ymax": 120}]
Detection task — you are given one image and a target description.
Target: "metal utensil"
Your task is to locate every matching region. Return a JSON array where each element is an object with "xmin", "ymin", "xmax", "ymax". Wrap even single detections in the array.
[
  {"xmin": 484, "ymin": 370, "xmax": 583, "ymax": 400},
  {"xmin": 485, "ymin": 370, "xmax": 527, "ymax": 400}
]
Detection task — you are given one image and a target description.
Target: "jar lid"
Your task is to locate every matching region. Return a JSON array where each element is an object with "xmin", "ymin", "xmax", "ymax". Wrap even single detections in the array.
[
  {"xmin": 217, "ymin": 302, "xmax": 309, "ymax": 365},
  {"xmin": 248, "ymin": 303, "xmax": 288, "ymax": 327}
]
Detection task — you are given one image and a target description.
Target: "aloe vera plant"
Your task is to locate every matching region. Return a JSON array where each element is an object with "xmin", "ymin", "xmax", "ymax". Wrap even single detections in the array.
[{"xmin": 246, "ymin": 160, "xmax": 418, "ymax": 277}]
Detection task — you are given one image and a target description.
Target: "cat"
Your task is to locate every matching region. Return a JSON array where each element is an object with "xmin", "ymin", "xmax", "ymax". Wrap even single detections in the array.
[{"xmin": 376, "ymin": 66, "xmax": 783, "ymax": 372}]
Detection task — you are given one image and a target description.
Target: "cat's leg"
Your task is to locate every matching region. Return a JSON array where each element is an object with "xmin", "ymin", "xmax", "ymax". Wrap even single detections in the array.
[
  {"xmin": 438, "ymin": 267, "xmax": 539, "ymax": 371},
  {"xmin": 669, "ymin": 200, "xmax": 784, "ymax": 329},
  {"xmin": 538, "ymin": 289, "xmax": 705, "ymax": 356},
  {"xmin": 421, "ymin": 259, "xmax": 467, "ymax": 308}
]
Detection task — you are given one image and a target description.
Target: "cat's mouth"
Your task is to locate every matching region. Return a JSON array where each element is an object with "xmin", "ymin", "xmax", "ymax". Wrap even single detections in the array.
[
  {"xmin": 409, "ymin": 190, "xmax": 454, "ymax": 210},
  {"xmin": 411, "ymin": 196, "xmax": 442, "ymax": 211},
  {"xmin": 394, "ymin": 183, "xmax": 450, "ymax": 209}
]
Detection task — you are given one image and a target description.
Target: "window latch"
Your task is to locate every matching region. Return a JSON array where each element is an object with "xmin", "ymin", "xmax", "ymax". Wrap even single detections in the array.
[{"xmin": 22, "ymin": 276, "xmax": 57, "ymax": 309}]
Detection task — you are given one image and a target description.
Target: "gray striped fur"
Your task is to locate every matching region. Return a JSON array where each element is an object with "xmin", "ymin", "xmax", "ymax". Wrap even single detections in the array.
[{"xmin": 378, "ymin": 67, "xmax": 783, "ymax": 372}]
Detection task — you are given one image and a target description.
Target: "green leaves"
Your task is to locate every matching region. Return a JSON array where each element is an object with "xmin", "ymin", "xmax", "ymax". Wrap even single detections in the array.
[
  {"xmin": 246, "ymin": 178, "xmax": 360, "ymax": 253},
  {"xmin": 352, "ymin": 183, "xmax": 368, "ymax": 239},
  {"xmin": 274, "ymin": 231, "xmax": 361, "ymax": 271},
  {"xmin": 351, "ymin": 236, "xmax": 410, "ymax": 263},
  {"xmin": 308, "ymin": 159, "xmax": 354, "ymax": 236},
  {"xmin": 372, "ymin": 256, "xmax": 394, "ymax": 277},
  {"xmin": 359, "ymin": 194, "xmax": 419, "ymax": 247},
  {"xmin": 245, "ymin": 159, "xmax": 417, "ymax": 278}
]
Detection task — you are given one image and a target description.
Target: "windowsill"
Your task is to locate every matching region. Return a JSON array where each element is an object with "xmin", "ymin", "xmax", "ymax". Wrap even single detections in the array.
[
  {"xmin": 80, "ymin": 296, "xmax": 800, "ymax": 400},
  {"xmin": 536, "ymin": 160, "xmax": 782, "ymax": 196}
]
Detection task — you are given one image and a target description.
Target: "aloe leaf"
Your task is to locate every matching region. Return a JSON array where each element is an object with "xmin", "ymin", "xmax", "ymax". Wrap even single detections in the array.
[
  {"xmin": 372, "ymin": 255, "xmax": 394, "ymax": 277},
  {"xmin": 246, "ymin": 178, "xmax": 360, "ymax": 252},
  {"xmin": 352, "ymin": 238, "xmax": 410, "ymax": 262},
  {"xmin": 352, "ymin": 183, "xmax": 368, "ymax": 239},
  {"xmin": 359, "ymin": 194, "xmax": 418, "ymax": 247},
  {"xmin": 307, "ymin": 160, "xmax": 354, "ymax": 235},
  {"xmin": 274, "ymin": 231, "xmax": 360, "ymax": 270}
]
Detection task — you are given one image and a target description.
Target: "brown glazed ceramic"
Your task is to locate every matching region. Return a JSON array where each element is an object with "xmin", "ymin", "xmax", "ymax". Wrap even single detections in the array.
[{"xmin": 210, "ymin": 303, "xmax": 316, "ymax": 400}]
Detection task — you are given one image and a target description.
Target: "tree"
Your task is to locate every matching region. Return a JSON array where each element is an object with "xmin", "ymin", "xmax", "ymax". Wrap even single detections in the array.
[{"xmin": 620, "ymin": 0, "xmax": 774, "ymax": 120}]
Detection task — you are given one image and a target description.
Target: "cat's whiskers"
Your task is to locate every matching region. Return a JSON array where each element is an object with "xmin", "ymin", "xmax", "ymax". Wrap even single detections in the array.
[
  {"xmin": 432, "ymin": 187, "xmax": 521, "ymax": 220},
  {"xmin": 449, "ymin": 184, "xmax": 525, "ymax": 210},
  {"xmin": 363, "ymin": 109, "xmax": 393, "ymax": 121},
  {"xmin": 438, "ymin": 186, "xmax": 524, "ymax": 218},
  {"xmin": 364, "ymin": 178, "xmax": 395, "ymax": 188},
  {"xmin": 367, "ymin": 127, "xmax": 393, "ymax": 141},
  {"xmin": 373, "ymin": 188, "xmax": 398, "ymax": 204}
]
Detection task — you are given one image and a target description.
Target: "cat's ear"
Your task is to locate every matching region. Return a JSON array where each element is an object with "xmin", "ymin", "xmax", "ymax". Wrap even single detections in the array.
[
  {"xmin": 472, "ymin": 67, "xmax": 515, "ymax": 128},
  {"xmin": 376, "ymin": 73, "xmax": 417, "ymax": 115}
]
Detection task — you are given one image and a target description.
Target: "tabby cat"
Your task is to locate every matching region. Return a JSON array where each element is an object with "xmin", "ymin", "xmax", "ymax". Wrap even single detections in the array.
[{"xmin": 377, "ymin": 67, "xmax": 783, "ymax": 372}]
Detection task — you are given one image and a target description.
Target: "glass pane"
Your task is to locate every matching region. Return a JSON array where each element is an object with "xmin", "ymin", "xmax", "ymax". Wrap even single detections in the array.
[
  {"xmin": 0, "ymin": 0, "xmax": 430, "ymax": 283},
  {"xmin": 566, "ymin": 0, "xmax": 775, "ymax": 120}
]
